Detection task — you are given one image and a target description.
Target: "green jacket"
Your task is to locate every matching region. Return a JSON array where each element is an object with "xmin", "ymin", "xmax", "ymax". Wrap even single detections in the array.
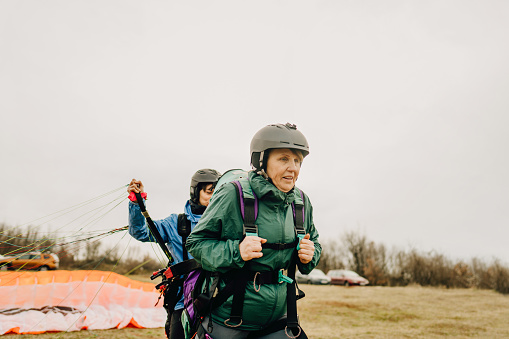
[{"xmin": 186, "ymin": 171, "xmax": 321, "ymax": 331}]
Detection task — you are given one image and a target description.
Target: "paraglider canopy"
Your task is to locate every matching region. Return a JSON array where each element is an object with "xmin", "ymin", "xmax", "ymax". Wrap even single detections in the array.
[{"xmin": 0, "ymin": 270, "xmax": 166, "ymax": 335}]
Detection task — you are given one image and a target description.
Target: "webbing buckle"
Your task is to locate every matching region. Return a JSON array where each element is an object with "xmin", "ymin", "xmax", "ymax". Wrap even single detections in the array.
[
  {"xmin": 245, "ymin": 232, "xmax": 258, "ymax": 237},
  {"xmin": 296, "ymin": 234, "xmax": 305, "ymax": 250},
  {"xmin": 278, "ymin": 269, "xmax": 293, "ymax": 284}
]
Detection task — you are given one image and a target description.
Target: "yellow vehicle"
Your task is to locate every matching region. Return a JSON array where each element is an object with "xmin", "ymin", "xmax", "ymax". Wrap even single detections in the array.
[{"xmin": 0, "ymin": 252, "xmax": 59, "ymax": 271}]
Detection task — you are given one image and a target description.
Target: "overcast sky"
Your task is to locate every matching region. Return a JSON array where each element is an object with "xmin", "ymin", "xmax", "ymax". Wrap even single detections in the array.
[{"xmin": 1, "ymin": 1, "xmax": 508, "ymax": 265}]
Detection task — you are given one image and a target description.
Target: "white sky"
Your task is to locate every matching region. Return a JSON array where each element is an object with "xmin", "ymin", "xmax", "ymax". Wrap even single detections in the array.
[{"xmin": 1, "ymin": 1, "xmax": 508, "ymax": 265}]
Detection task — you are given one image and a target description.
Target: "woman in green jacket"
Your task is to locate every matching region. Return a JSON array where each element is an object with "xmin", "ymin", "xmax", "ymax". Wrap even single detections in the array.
[{"xmin": 186, "ymin": 123, "xmax": 321, "ymax": 338}]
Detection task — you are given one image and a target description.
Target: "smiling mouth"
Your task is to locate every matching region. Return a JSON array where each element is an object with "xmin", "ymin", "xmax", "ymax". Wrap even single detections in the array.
[{"xmin": 283, "ymin": 176, "xmax": 293, "ymax": 181}]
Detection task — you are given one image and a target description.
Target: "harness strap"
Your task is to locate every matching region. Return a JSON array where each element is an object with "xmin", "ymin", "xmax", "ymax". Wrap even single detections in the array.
[
  {"xmin": 292, "ymin": 190, "xmax": 306, "ymax": 250},
  {"xmin": 162, "ymin": 277, "xmax": 184, "ymax": 318},
  {"xmin": 225, "ymin": 274, "xmax": 249, "ymax": 327},
  {"xmin": 262, "ymin": 241, "xmax": 298, "ymax": 250},
  {"xmin": 246, "ymin": 318, "xmax": 308, "ymax": 339},
  {"xmin": 177, "ymin": 213, "xmax": 192, "ymax": 261},
  {"xmin": 253, "ymin": 269, "xmax": 293, "ymax": 285},
  {"xmin": 233, "ymin": 181, "xmax": 258, "ymax": 236},
  {"xmin": 164, "ymin": 259, "xmax": 201, "ymax": 279},
  {"xmin": 286, "ymin": 259, "xmax": 302, "ymax": 336},
  {"xmin": 288, "ymin": 189, "xmax": 306, "ymax": 335}
]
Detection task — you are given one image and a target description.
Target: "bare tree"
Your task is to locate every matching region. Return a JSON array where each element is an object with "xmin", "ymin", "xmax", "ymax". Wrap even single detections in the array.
[
  {"xmin": 316, "ymin": 239, "xmax": 344, "ymax": 273},
  {"xmin": 342, "ymin": 230, "xmax": 369, "ymax": 276}
]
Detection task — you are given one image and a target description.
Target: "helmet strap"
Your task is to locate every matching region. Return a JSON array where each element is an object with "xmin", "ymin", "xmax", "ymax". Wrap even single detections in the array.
[
  {"xmin": 259, "ymin": 150, "xmax": 266, "ymax": 170},
  {"xmin": 257, "ymin": 169, "xmax": 269, "ymax": 180}
]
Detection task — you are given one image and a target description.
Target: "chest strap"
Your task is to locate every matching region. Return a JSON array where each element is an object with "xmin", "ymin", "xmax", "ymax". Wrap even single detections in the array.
[
  {"xmin": 177, "ymin": 213, "xmax": 192, "ymax": 261},
  {"xmin": 262, "ymin": 241, "xmax": 298, "ymax": 250}
]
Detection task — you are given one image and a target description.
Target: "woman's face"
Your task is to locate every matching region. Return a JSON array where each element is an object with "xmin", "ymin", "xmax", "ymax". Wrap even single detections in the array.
[
  {"xmin": 266, "ymin": 148, "xmax": 302, "ymax": 193},
  {"xmin": 199, "ymin": 184, "xmax": 215, "ymax": 206}
]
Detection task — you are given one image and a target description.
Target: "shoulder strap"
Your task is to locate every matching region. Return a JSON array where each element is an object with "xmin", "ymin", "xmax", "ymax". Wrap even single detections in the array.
[
  {"xmin": 287, "ymin": 188, "xmax": 307, "ymax": 336},
  {"xmin": 232, "ymin": 180, "xmax": 258, "ymax": 237},
  {"xmin": 292, "ymin": 188, "xmax": 306, "ymax": 249},
  {"xmin": 177, "ymin": 213, "xmax": 192, "ymax": 261}
]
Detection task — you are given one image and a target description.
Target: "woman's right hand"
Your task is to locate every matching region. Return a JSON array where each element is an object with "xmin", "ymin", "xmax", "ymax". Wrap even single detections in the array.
[
  {"xmin": 239, "ymin": 236, "xmax": 267, "ymax": 261},
  {"xmin": 127, "ymin": 179, "xmax": 144, "ymax": 194}
]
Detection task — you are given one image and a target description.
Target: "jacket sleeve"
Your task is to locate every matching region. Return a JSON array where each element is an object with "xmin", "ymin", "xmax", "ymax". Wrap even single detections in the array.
[
  {"xmin": 296, "ymin": 194, "xmax": 322, "ymax": 275},
  {"xmin": 128, "ymin": 200, "xmax": 173, "ymax": 244},
  {"xmin": 186, "ymin": 185, "xmax": 245, "ymax": 273}
]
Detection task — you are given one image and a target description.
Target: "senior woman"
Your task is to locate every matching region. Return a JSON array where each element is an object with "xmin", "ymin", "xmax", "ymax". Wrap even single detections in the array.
[{"xmin": 186, "ymin": 123, "xmax": 321, "ymax": 339}]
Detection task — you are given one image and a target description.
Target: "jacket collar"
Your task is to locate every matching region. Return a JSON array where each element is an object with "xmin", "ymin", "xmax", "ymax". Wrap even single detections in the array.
[
  {"xmin": 184, "ymin": 200, "xmax": 202, "ymax": 223},
  {"xmin": 248, "ymin": 171, "xmax": 296, "ymax": 205}
]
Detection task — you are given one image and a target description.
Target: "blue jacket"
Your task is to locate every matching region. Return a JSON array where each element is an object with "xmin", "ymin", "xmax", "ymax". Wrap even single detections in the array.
[{"xmin": 128, "ymin": 199, "xmax": 202, "ymax": 310}]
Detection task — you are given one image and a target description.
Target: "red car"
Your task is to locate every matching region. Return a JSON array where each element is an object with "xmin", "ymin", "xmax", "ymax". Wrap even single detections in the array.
[{"xmin": 327, "ymin": 269, "xmax": 369, "ymax": 286}]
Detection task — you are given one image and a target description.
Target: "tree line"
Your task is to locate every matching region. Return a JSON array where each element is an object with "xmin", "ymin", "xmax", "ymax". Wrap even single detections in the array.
[
  {"xmin": 1, "ymin": 223, "xmax": 508, "ymax": 294},
  {"xmin": 315, "ymin": 230, "xmax": 509, "ymax": 294},
  {"xmin": 0, "ymin": 223, "xmax": 162, "ymax": 275}
]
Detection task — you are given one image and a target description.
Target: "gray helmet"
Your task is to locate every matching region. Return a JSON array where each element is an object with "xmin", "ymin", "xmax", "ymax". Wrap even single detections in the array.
[
  {"xmin": 250, "ymin": 123, "xmax": 310, "ymax": 171},
  {"xmin": 190, "ymin": 169, "xmax": 221, "ymax": 203}
]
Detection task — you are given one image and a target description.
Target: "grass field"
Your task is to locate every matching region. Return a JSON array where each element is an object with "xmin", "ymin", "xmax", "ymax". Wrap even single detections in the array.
[{"xmin": 11, "ymin": 275, "xmax": 509, "ymax": 339}]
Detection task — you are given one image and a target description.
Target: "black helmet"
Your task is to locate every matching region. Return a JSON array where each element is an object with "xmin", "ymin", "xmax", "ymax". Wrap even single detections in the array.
[
  {"xmin": 190, "ymin": 169, "xmax": 221, "ymax": 203},
  {"xmin": 250, "ymin": 123, "xmax": 310, "ymax": 171}
]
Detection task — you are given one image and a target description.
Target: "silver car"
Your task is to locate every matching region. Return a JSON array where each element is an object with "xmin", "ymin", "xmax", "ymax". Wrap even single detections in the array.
[{"xmin": 296, "ymin": 269, "xmax": 331, "ymax": 285}]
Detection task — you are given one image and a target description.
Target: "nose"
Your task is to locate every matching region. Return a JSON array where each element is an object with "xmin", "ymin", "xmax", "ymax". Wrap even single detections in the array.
[{"xmin": 288, "ymin": 160, "xmax": 298, "ymax": 172}]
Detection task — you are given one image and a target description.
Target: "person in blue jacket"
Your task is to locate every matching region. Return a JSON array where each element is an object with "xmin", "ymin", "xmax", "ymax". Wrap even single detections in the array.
[{"xmin": 127, "ymin": 168, "xmax": 221, "ymax": 339}]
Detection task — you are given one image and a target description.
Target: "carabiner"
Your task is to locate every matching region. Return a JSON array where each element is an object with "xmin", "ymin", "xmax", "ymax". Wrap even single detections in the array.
[{"xmin": 253, "ymin": 272, "xmax": 261, "ymax": 292}]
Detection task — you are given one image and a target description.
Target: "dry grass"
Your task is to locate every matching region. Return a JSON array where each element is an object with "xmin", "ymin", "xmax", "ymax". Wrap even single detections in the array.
[
  {"xmin": 299, "ymin": 284, "xmax": 509, "ymax": 339},
  {"xmin": 10, "ymin": 280, "xmax": 509, "ymax": 339}
]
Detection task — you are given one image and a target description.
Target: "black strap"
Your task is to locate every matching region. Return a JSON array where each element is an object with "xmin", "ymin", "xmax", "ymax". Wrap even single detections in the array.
[
  {"xmin": 246, "ymin": 317, "xmax": 308, "ymax": 339},
  {"xmin": 293, "ymin": 202, "xmax": 306, "ymax": 236},
  {"xmin": 286, "ymin": 259, "xmax": 300, "ymax": 333},
  {"xmin": 162, "ymin": 277, "xmax": 184, "ymax": 317},
  {"xmin": 232, "ymin": 182, "xmax": 258, "ymax": 236},
  {"xmin": 227, "ymin": 274, "xmax": 249, "ymax": 326},
  {"xmin": 250, "ymin": 270, "xmax": 284, "ymax": 285},
  {"xmin": 243, "ymin": 197, "xmax": 257, "ymax": 236},
  {"xmin": 262, "ymin": 241, "xmax": 298, "ymax": 250},
  {"xmin": 164, "ymin": 259, "xmax": 201, "ymax": 279},
  {"xmin": 209, "ymin": 270, "xmax": 242, "ymax": 310},
  {"xmin": 287, "ymin": 193, "xmax": 306, "ymax": 335},
  {"xmin": 177, "ymin": 213, "xmax": 192, "ymax": 261}
]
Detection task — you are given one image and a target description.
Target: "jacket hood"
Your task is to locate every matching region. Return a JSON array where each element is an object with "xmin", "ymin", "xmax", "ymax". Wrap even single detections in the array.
[
  {"xmin": 184, "ymin": 200, "xmax": 202, "ymax": 223},
  {"xmin": 248, "ymin": 171, "xmax": 296, "ymax": 205}
]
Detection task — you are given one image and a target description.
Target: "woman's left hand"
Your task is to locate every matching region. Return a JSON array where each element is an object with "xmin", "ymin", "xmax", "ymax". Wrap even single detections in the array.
[{"xmin": 298, "ymin": 234, "xmax": 315, "ymax": 264}]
